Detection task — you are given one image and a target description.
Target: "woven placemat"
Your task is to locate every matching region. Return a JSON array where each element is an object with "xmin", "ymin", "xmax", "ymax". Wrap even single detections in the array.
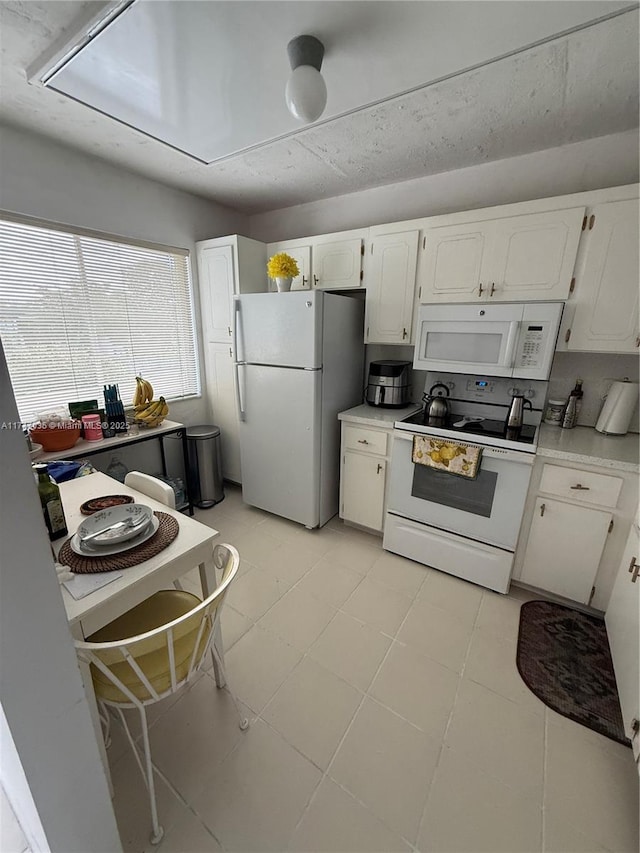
[{"xmin": 59, "ymin": 511, "xmax": 179, "ymax": 574}]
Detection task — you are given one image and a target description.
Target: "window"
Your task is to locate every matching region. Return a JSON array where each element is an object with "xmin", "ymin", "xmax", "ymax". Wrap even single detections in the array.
[{"xmin": 0, "ymin": 217, "xmax": 200, "ymax": 422}]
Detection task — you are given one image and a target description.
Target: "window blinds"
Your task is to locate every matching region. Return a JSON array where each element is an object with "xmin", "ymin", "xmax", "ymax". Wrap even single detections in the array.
[{"xmin": 0, "ymin": 218, "xmax": 200, "ymax": 422}]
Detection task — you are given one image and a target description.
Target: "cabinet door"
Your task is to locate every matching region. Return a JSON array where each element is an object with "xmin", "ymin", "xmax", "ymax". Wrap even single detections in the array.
[
  {"xmin": 420, "ymin": 222, "xmax": 491, "ymax": 302},
  {"xmin": 605, "ymin": 520, "xmax": 640, "ymax": 743},
  {"xmin": 312, "ymin": 238, "xmax": 363, "ymax": 289},
  {"xmin": 491, "ymin": 207, "xmax": 584, "ymax": 301},
  {"xmin": 365, "ymin": 231, "xmax": 419, "ymax": 344},
  {"xmin": 341, "ymin": 452, "xmax": 386, "ymax": 531},
  {"xmin": 267, "ymin": 242, "xmax": 311, "ymax": 291},
  {"xmin": 567, "ymin": 199, "xmax": 640, "ymax": 353},
  {"xmin": 197, "ymin": 245, "xmax": 235, "ymax": 343},
  {"xmin": 520, "ymin": 497, "xmax": 612, "ymax": 603},
  {"xmin": 205, "ymin": 343, "xmax": 241, "ymax": 483}
]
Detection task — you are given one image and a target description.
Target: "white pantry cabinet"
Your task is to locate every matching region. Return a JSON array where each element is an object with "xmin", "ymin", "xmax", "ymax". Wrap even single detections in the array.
[
  {"xmin": 203, "ymin": 342, "xmax": 241, "ymax": 483},
  {"xmin": 267, "ymin": 229, "xmax": 366, "ymax": 291},
  {"xmin": 197, "ymin": 235, "xmax": 267, "ymax": 344},
  {"xmin": 340, "ymin": 422, "xmax": 391, "ymax": 532},
  {"xmin": 561, "ymin": 197, "xmax": 640, "ymax": 353},
  {"xmin": 365, "ymin": 229, "xmax": 420, "ymax": 344},
  {"xmin": 196, "ymin": 235, "xmax": 267, "ymax": 483},
  {"xmin": 419, "ymin": 207, "xmax": 585, "ymax": 303},
  {"xmin": 605, "ymin": 517, "xmax": 640, "ymax": 748}
]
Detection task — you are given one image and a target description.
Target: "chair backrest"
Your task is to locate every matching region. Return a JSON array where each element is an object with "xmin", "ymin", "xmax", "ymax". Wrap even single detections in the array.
[
  {"xmin": 75, "ymin": 543, "xmax": 239, "ymax": 706},
  {"xmin": 124, "ymin": 471, "xmax": 176, "ymax": 508}
]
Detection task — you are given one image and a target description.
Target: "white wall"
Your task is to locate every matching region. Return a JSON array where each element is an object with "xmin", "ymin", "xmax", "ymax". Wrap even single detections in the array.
[
  {"xmin": 0, "ymin": 122, "xmax": 248, "ymax": 427},
  {"xmin": 0, "ymin": 341, "xmax": 122, "ymax": 853},
  {"xmin": 248, "ymin": 130, "xmax": 639, "ymax": 242}
]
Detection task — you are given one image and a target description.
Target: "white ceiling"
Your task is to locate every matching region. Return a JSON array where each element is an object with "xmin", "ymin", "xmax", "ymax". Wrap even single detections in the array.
[{"xmin": 1, "ymin": 1, "xmax": 638, "ymax": 214}]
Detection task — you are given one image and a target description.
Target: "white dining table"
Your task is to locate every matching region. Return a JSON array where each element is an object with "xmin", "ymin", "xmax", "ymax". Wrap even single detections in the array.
[{"xmin": 54, "ymin": 471, "xmax": 223, "ymax": 790}]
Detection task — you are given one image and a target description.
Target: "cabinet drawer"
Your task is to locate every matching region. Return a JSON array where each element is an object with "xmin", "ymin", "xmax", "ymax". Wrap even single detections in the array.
[
  {"xmin": 343, "ymin": 425, "xmax": 388, "ymax": 456},
  {"xmin": 539, "ymin": 464, "xmax": 623, "ymax": 508}
]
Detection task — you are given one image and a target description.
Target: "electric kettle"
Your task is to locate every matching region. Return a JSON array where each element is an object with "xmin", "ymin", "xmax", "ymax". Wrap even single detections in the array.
[
  {"xmin": 504, "ymin": 394, "xmax": 532, "ymax": 432},
  {"xmin": 423, "ymin": 383, "xmax": 450, "ymax": 426}
]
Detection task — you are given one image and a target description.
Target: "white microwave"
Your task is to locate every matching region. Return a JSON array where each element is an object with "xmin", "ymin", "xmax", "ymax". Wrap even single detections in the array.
[{"xmin": 413, "ymin": 302, "xmax": 564, "ymax": 380}]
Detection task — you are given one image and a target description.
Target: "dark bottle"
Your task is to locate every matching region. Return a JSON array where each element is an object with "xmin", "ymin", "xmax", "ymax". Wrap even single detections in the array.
[
  {"xmin": 34, "ymin": 463, "xmax": 68, "ymax": 540},
  {"xmin": 571, "ymin": 379, "xmax": 584, "ymax": 417}
]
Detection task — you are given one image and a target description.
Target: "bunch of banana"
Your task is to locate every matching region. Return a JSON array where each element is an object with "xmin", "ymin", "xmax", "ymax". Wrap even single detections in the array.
[
  {"xmin": 133, "ymin": 376, "xmax": 154, "ymax": 408},
  {"xmin": 134, "ymin": 396, "xmax": 169, "ymax": 428}
]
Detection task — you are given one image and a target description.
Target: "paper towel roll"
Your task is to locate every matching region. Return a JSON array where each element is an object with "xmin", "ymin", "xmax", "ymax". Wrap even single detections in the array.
[{"xmin": 595, "ymin": 380, "xmax": 639, "ymax": 435}]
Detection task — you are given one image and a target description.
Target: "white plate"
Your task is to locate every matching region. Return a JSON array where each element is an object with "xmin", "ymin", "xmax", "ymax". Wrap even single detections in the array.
[
  {"xmin": 71, "ymin": 515, "xmax": 159, "ymax": 557},
  {"xmin": 77, "ymin": 503, "xmax": 153, "ymax": 545}
]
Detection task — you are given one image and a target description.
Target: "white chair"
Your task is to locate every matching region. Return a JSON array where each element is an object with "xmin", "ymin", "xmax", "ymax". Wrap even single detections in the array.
[
  {"xmin": 75, "ymin": 543, "xmax": 248, "ymax": 845},
  {"xmin": 124, "ymin": 471, "xmax": 176, "ymax": 509}
]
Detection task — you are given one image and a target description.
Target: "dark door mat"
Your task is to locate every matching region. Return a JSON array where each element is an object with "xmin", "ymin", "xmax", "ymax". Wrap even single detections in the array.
[{"xmin": 516, "ymin": 599, "xmax": 629, "ymax": 747}]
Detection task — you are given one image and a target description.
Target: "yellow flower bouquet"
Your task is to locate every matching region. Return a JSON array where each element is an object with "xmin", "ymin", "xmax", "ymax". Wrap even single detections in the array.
[{"xmin": 266, "ymin": 252, "xmax": 300, "ymax": 279}]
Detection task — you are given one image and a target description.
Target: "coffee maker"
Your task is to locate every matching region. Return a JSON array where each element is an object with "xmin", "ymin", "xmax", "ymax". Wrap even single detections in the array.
[{"xmin": 365, "ymin": 360, "xmax": 411, "ymax": 408}]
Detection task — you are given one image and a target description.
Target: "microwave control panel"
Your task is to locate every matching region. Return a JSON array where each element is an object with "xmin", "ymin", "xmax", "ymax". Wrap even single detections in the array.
[{"xmin": 515, "ymin": 324, "xmax": 547, "ymax": 368}]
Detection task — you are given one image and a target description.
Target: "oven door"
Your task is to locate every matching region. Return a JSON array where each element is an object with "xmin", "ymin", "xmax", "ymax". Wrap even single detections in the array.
[{"xmin": 387, "ymin": 431, "xmax": 534, "ymax": 550}]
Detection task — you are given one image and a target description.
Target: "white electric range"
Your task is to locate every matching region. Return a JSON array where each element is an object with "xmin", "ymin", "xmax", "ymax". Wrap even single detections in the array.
[{"xmin": 383, "ymin": 372, "xmax": 549, "ymax": 593}]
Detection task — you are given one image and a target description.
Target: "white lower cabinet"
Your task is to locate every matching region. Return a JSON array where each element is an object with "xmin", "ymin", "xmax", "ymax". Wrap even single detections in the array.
[
  {"xmin": 520, "ymin": 497, "xmax": 612, "ymax": 603},
  {"xmin": 340, "ymin": 423, "xmax": 391, "ymax": 532},
  {"xmin": 515, "ymin": 461, "xmax": 632, "ymax": 607}
]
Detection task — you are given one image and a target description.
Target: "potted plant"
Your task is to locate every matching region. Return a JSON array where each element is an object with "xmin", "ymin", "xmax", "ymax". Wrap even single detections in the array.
[{"xmin": 266, "ymin": 252, "xmax": 300, "ymax": 292}]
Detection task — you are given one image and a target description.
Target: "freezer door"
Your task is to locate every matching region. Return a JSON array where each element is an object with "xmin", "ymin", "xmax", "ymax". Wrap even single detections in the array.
[
  {"xmin": 235, "ymin": 291, "xmax": 323, "ymax": 368},
  {"xmin": 238, "ymin": 363, "xmax": 321, "ymax": 527}
]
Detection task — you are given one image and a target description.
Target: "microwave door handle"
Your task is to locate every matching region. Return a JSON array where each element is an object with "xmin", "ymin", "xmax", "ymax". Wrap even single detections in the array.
[{"xmin": 504, "ymin": 321, "xmax": 520, "ymax": 368}]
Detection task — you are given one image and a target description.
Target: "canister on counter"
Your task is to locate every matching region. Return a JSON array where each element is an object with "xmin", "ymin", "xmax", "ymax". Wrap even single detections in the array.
[
  {"xmin": 544, "ymin": 399, "xmax": 566, "ymax": 425},
  {"xmin": 81, "ymin": 413, "xmax": 103, "ymax": 441}
]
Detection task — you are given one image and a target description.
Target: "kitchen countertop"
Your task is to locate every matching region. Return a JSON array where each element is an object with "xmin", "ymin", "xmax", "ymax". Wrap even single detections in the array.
[
  {"xmin": 537, "ymin": 424, "xmax": 639, "ymax": 472},
  {"xmin": 338, "ymin": 403, "xmax": 422, "ymax": 427}
]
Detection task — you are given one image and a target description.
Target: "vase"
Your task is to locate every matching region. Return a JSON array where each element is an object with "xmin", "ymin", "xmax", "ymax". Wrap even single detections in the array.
[{"xmin": 274, "ymin": 276, "xmax": 293, "ymax": 292}]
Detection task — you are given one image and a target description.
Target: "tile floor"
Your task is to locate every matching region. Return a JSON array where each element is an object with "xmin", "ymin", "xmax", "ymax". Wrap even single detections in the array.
[{"xmin": 108, "ymin": 485, "xmax": 639, "ymax": 853}]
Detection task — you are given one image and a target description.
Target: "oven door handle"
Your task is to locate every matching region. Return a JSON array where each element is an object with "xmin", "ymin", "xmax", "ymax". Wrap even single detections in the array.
[{"xmin": 393, "ymin": 430, "xmax": 534, "ymax": 465}]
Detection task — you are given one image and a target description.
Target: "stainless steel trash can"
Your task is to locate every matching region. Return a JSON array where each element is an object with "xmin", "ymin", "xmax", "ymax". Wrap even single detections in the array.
[{"xmin": 186, "ymin": 425, "xmax": 224, "ymax": 508}]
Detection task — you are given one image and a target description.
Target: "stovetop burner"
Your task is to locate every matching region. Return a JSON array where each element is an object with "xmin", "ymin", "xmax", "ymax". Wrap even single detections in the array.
[{"xmin": 400, "ymin": 409, "xmax": 537, "ymax": 445}]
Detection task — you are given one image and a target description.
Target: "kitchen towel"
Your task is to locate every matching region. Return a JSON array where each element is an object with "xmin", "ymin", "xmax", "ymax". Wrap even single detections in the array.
[{"xmin": 412, "ymin": 436, "xmax": 482, "ymax": 479}]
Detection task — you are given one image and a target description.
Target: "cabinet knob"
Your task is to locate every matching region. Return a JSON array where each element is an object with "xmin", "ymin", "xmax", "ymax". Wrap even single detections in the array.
[
  {"xmin": 478, "ymin": 283, "xmax": 484, "ymax": 297},
  {"xmin": 540, "ymin": 503, "xmax": 545, "ymax": 517},
  {"xmin": 629, "ymin": 556, "xmax": 639, "ymax": 583},
  {"xmin": 570, "ymin": 484, "xmax": 590, "ymax": 490}
]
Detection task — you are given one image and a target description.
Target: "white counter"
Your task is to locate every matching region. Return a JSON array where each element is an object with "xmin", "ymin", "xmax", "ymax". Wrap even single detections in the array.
[
  {"xmin": 537, "ymin": 424, "xmax": 639, "ymax": 473},
  {"xmin": 338, "ymin": 403, "xmax": 422, "ymax": 427}
]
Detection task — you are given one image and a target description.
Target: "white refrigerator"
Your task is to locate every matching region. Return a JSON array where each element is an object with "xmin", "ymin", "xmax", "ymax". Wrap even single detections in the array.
[{"xmin": 233, "ymin": 290, "xmax": 364, "ymax": 528}]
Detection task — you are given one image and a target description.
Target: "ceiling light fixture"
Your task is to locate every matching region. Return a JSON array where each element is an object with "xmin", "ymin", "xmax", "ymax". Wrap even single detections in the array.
[{"xmin": 285, "ymin": 35, "xmax": 327, "ymax": 123}]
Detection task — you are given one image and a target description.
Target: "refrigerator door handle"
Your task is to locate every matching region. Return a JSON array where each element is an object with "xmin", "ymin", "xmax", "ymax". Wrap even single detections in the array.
[
  {"xmin": 232, "ymin": 299, "xmax": 246, "ymax": 420},
  {"xmin": 233, "ymin": 297, "xmax": 242, "ymax": 363},
  {"xmin": 235, "ymin": 362, "xmax": 246, "ymax": 422}
]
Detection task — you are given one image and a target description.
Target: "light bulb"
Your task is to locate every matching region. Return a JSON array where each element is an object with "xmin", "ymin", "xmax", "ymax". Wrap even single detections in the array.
[{"xmin": 285, "ymin": 65, "xmax": 327, "ymax": 122}]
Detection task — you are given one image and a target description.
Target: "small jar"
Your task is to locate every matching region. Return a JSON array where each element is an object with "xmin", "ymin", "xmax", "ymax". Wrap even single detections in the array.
[
  {"xmin": 544, "ymin": 399, "xmax": 566, "ymax": 426},
  {"xmin": 81, "ymin": 413, "xmax": 103, "ymax": 441}
]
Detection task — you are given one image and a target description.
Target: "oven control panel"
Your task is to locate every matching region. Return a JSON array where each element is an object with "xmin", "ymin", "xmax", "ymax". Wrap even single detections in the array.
[{"xmin": 466, "ymin": 379, "xmax": 496, "ymax": 395}]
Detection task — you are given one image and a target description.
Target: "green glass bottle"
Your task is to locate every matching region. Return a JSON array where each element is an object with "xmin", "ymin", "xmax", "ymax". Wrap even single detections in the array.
[{"xmin": 34, "ymin": 463, "xmax": 68, "ymax": 541}]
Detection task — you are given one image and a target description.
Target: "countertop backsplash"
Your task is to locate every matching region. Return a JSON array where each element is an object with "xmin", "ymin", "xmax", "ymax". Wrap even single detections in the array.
[
  {"xmin": 548, "ymin": 351, "xmax": 639, "ymax": 433},
  {"xmin": 365, "ymin": 345, "xmax": 639, "ymax": 434}
]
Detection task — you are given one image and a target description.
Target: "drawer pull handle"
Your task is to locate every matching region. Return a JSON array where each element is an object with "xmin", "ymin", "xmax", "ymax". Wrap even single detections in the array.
[
  {"xmin": 478, "ymin": 283, "xmax": 484, "ymax": 297},
  {"xmin": 489, "ymin": 282, "xmax": 496, "ymax": 296},
  {"xmin": 376, "ymin": 463, "xmax": 383, "ymax": 474},
  {"xmin": 357, "ymin": 439, "xmax": 369, "ymax": 445},
  {"xmin": 570, "ymin": 484, "xmax": 590, "ymax": 490},
  {"xmin": 629, "ymin": 557, "xmax": 639, "ymax": 583},
  {"xmin": 540, "ymin": 503, "xmax": 545, "ymax": 517}
]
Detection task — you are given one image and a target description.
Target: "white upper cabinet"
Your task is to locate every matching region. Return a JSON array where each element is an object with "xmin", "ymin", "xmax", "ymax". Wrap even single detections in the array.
[
  {"xmin": 197, "ymin": 235, "xmax": 267, "ymax": 343},
  {"xmin": 365, "ymin": 230, "xmax": 419, "ymax": 344},
  {"xmin": 267, "ymin": 229, "xmax": 365, "ymax": 291},
  {"xmin": 420, "ymin": 206, "xmax": 585, "ymax": 303},
  {"xmin": 563, "ymin": 198, "xmax": 640, "ymax": 353}
]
